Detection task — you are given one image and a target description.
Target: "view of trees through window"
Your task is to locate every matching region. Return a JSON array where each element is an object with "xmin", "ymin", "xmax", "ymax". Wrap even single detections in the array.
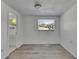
[
  {"xmin": 38, "ymin": 19, "xmax": 55, "ymax": 30},
  {"xmin": 9, "ymin": 18, "xmax": 16, "ymax": 26}
]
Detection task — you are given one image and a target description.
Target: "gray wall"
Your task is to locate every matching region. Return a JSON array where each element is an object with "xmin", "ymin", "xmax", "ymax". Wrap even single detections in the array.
[
  {"xmin": 60, "ymin": 4, "xmax": 77, "ymax": 57},
  {"xmin": 22, "ymin": 16, "xmax": 60, "ymax": 44},
  {"xmin": 1, "ymin": 1, "xmax": 23, "ymax": 59}
]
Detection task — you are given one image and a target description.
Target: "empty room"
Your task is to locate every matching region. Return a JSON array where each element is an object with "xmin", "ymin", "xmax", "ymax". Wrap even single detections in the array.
[{"xmin": 1, "ymin": 0, "xmax": 77, "ymax": 59}]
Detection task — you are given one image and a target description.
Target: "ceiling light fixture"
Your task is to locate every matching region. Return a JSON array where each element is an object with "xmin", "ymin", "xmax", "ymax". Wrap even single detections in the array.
[{"xmin": 34, "ymin": 0, "xmax": 42, "ymax": 9}]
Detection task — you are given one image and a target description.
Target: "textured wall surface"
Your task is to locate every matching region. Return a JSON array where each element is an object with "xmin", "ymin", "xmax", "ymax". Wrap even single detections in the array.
[
  {"xmin": 22, "ymin": 16, "xmax": 60, "ymax": 44},
  {"xmin": 60, "ymin": 4, "xmax": 77, "ymax": 57}
]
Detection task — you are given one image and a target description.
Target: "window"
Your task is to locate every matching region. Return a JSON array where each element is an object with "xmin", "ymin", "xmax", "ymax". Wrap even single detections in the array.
[{"xmin": 38, "ymin": 19, "xmax": 55, "ymax": 31}]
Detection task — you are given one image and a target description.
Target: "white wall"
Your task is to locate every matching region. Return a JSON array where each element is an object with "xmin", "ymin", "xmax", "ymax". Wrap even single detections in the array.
[
  {"xmin": 60, "ymin": 4, "xmax": 77, "ymax": 57},
  {"xmin": 1, "ymin": 1, "xmax": 23, "ymax": 59},
  {"xmin": 22, "ymin": 16, "xmax": 60, "ymax": 44}
]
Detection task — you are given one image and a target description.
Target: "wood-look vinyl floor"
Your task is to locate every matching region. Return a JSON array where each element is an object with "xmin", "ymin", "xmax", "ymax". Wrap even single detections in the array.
[{"xmin": 6, "ymin": 44, "xmax": 76, "ymax": 59}]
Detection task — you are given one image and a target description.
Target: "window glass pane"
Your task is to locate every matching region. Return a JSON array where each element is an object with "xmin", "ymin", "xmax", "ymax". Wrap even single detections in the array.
[
  {"xmin": 9, "ymin": 18, "xmax": 16, "ymax": 26},
  {"xmin": 38, "ymin": 19, "xmax": 55, "ymax": 30}
]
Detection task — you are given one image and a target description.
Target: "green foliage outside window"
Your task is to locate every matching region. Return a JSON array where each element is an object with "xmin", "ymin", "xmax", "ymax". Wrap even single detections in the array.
[{"xmin": 9, "ymin": 18, "xmax": 16, "ymax": 26}]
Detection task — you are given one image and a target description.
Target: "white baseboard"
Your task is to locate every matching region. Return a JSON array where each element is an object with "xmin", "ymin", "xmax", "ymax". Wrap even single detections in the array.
[
  {"xmin": 5, "ymin": 43, "xmax": 23, "ymax": 59},
  {"xmin": 60, "ymin": 44, "xmax": 77, "ymax": 58}
]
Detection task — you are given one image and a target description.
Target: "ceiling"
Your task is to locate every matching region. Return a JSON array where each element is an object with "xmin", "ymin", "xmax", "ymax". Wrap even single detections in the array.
[{"xmin": 2, "ymin": 0, "xmax": 76, "ymax": 16}]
